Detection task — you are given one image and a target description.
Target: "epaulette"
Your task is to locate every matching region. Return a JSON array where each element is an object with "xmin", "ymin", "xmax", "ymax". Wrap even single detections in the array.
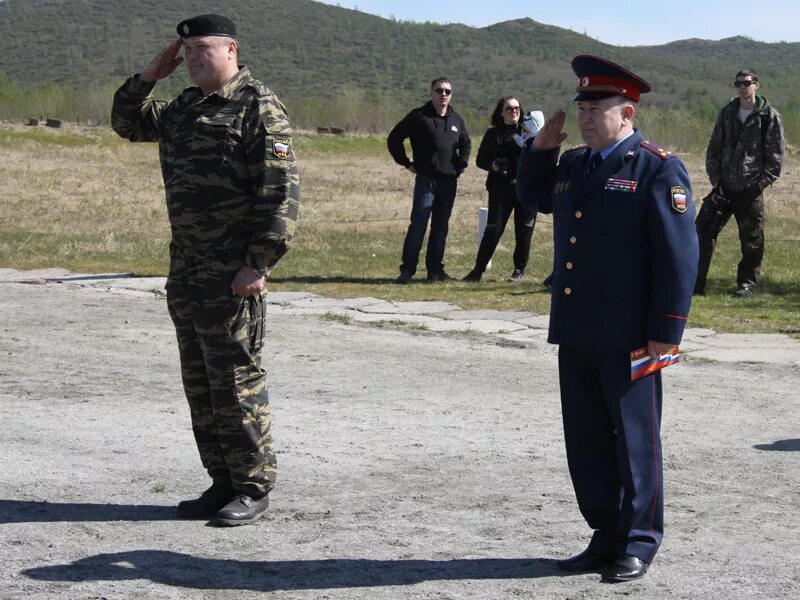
[
  {"xmin": 247, "ymin": 79, "xmax": 272, "ymax": 98},
  {"xmin": 640, "ymin": 140, "xmax": 675, "ymax": 160},
  {"xmin": 563, "ymin": 144, "xmax": 588, "ymax": 154}
]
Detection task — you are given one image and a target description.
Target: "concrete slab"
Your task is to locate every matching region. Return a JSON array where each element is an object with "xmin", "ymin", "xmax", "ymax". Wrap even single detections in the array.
[
  {"xmin": 705, "ymin": 333, "xmax": 800, "ymax": 349},
  {"xmin": 438, "ymin": 309, "xmax": 537, "ymax": 322},
  {"xmin": 690, "ymin": 347, "xmax": 800, "ymax": 364},
  {"xmin": 0, "ymin": 268, "xmax": 92, "ymax": 283},
  {"xmin": 424, "ymin": 319, "xmax": 527, "ymax": 334},
  {"xmin": 390, "ymin": 301, "xmax": 461, "ymax": 314},
  {"xmin": 346, "ymin": 313, "xmax": 443, "ymax": 327},
  {"xmin": 267, "ymin": 291, "xmax": 320, "ymax": 304},
  {"xmin": 515, "ymin": 315, "xmax": 551, "ymax": 329}
]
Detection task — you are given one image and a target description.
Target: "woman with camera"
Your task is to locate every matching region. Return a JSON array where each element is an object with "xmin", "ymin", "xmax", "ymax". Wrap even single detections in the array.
[{"xmin": 463, "ymin": 97, "xmax": 540, "ymax": 282}]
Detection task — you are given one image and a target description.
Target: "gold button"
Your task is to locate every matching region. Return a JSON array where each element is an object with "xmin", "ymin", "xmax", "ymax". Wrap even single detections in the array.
[
  {"xmin": 566, "ymin": 261, "xmax": 574, "ymax": 270},
  {"xmin": 575, "ymin": 210, "xmax": 583, "ymax": 219},
  {"xmin": 569, "ymin": 236, "xmax": 577, "ymax": 244},
  {"xmin": 564, "ymin": 287, "xmax": 572, "ymax": 295}
]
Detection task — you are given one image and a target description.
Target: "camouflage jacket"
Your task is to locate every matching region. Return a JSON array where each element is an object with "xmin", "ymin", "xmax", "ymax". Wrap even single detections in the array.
[
  {"xmin": 705, "ymin": 95, "xmax": 785, "ymax": 194},
  {"xmin": 111, "ymin": 67, "xmax": 300, "ymax": 276}
]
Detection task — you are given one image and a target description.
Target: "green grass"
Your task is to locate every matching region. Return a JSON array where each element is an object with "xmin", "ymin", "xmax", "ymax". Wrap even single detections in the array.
[
  {"xmin": 0, "ymin": 126, "xmax": 117, "ymax": 148},
  {"xmin": 0, "ymin": 230, "xmax": 169, "ymax": 276},
  {"xmin": 293, "ymin": 133, "xmax": 386, "ymax": 157},
  {"xmin": 2, "ymin": 126, "xmax": 800, "ymax": 334}
]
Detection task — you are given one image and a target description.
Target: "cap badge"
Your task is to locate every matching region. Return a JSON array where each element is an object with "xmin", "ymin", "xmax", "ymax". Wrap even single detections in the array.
[
  {"xmin": 182, "ymin": 24, "xmax": 190, "ymax": 34},
  {"xmin": 581, "ymin": 76, "xmax": 590, "ymax": 87}
]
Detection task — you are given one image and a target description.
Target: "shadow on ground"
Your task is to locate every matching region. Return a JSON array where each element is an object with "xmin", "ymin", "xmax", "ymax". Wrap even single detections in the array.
[
  {"xmin": 0, "ymin": 500, "xmax": 176, "ymax": 523},
  {"xmin": 23, "ymin": 550, "xmax": 564, "ymax": 592},
  {"xmin": 753, "ymin": 438, "xmax": 800, "ymax": 451}
]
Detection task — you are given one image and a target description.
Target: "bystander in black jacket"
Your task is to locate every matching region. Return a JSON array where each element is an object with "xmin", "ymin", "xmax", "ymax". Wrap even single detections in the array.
[
  {"xmin": 463, "ymin": 121, "xmax": 535, "ymax": 282},
  {"xmin": 387, "ymin": 101, "xmax": 471, "ymax": 178}
]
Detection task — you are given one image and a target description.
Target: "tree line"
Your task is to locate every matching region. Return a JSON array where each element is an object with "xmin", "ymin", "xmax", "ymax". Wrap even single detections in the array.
[{"xmin": 0, "ymin": 75, "xmax": 797, "ymax": 156}]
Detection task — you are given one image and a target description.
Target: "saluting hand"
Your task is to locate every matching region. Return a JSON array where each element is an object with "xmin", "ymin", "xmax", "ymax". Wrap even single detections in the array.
[
  {"xmin": 140, "ymin": 39, "xmax": 184, "ymax": 82},
  {"xmin": 533, "ymin": 109, "xmax": 568, "ymax": 150}
]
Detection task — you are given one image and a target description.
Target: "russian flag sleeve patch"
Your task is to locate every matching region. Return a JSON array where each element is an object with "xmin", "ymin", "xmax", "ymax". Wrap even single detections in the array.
[{"xmin": 670, "ymin": 186, "xmax": 688, "ymax": 214}]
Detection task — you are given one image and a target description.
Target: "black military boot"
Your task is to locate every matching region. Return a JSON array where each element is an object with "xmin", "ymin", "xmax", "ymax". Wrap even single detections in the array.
[
  {"xmin": 214, "ymin": 494, "xmax": 270, "ymax": 526},
  {"xmin": 177, "ymin": 481, "xmax": 235, "ymax": 519}
]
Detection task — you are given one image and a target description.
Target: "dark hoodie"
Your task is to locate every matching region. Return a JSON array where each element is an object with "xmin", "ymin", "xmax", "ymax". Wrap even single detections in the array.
[{"xmin": 387, "ymin": 101, "xmax": 471, "ymax": 178}]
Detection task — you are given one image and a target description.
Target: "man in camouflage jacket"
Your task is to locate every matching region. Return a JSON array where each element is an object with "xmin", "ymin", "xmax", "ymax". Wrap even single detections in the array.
[
  {"xmin": 696, "ymin": 69, "xmax": 784, "ymax": 297},
  {"xmin": 111, "ymin": 14, "xmax": 300, "ymax": 526}
]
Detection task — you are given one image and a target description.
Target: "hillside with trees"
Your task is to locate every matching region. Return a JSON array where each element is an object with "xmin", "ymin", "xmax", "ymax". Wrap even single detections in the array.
[{"xmin": 1, "ymin": 0, "xmax": 798, "ymax": 145}]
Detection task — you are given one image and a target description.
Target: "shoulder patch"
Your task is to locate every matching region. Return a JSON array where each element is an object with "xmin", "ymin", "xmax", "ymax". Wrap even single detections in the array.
[
  {"xmin": 670, "ymin": 186, "xmax": 688, "ymax": 213},
  {"xmin": 563, "ymin": 144, "xmax": 588, "ymax": 154},
  {"xmin": 271, "ymin": 135, "xmax": 292, "ymax": 159},
  {"xmin": 640, "ymin": 140, "xmax": 674, "ymax": 161}
]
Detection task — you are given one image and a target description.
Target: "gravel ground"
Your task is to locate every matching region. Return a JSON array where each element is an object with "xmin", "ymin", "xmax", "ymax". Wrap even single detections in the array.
[{"xmin": 1, "ymin": 276, "xmax": 799, "ymax": 599}]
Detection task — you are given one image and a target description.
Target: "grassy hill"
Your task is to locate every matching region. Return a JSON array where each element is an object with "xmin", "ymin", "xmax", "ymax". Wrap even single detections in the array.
[{"xmin": 1, "ymin": 0, "xmax": 799, "ymax": 142}]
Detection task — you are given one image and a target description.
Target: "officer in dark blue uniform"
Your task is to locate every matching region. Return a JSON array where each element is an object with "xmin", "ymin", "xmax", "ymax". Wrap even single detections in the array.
[{"xmin": 517, "ymin": 55, "xmax": 698, "ymax": 582}]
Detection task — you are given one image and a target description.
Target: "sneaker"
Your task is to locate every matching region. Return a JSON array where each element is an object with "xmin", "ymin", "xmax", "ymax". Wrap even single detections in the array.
[
  {"xmin": 508, "ymin": 269, "xmax": 524, "ymax": 283},
  {"xmin": 214, "ymin": 494, "xmax": 270, "ymax": 526},
  {"xmin": 396, "ymin": 271, "xmax": 413, "ymax": 284},
  {"xmin": 462, "ymin": 269, "xmax": 482, "ymax": 282},
  {"xmin": 177, "ymin": 482, "xmax": 235, "ymax": 519},
  {"xmin": 427, "ymin": 271, "xmax": 455, "ymax": 283},
  {"xmin": 734, "ymin": 283, "xmax": 754, "ymax": 298}
]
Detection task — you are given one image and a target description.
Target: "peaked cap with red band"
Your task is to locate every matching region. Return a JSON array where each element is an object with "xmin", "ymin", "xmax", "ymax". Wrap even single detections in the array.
[{"xmin": 571, "ymin": 55, "xmax": 652, "ymax": 103}]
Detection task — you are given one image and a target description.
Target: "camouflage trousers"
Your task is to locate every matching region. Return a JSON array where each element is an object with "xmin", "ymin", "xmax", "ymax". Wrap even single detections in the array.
[
  {"xmin": 166, "ymin": 257, "xmax": 277, "ymax": 498},
  {"xmin": 695, "ymin": 190, "xmax": 765, "ymax": 292}
]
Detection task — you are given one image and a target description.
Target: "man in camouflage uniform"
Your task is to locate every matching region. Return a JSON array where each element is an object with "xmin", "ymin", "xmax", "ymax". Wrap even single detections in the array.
[
  {"xmin": 111, "ymin": 14, "xmax": 300, "ymax": 525},
  {"xmin": 696, "ymin": 69, "xmax": 784, "ymax": 298}
]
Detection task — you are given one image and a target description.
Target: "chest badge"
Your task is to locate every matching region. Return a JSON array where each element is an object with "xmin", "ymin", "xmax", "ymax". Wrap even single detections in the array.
[
  {"xmin": 272, "ymin": 136, "xmax": 291, "ymax": 159},
  {"xmin": 670, "ymin": 186, "xmax": 688, "ymax": 213},
  {"xmin": 450, "ymin": 125, "xmax": 459, "ymax": 133},
  {"xmin": 555, "ymin": 180, "xmax": 571, "ymax": 194},
  {"xmin": 605, "ymin": 178, "xmax": 638, "ymax": 193}
]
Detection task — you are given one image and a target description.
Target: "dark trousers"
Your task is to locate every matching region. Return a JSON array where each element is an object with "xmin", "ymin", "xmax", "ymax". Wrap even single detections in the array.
[
  {"xmin": 695, "ymin": 192, "xmax": 765, "ymax": 292},
  {"xmin": 558, "ymin": 345, "xmax": 664, "ymax": 563},
  {"xmin": 165, "ymin": 248, "xmax": 276, "ymax": 498},
  {"xmin": 473, "ymin": 184, "xmax": 535, "ymax": 273},
  {"xmin": 400, "ymin": 174, "xmax": 457, "ymax": 276}
]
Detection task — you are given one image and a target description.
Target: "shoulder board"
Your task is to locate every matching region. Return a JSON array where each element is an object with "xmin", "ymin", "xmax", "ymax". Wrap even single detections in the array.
[
  {"xmin": 563, "ymin": 144, "xmax": 588, "ymax": 154},
  {"xmin": 640, "ymin": 140, "xmax": 675, "ymax": 160},
  {"xmin": 245, "ymin": 79, "xmax": 274, "ymax": 98}
]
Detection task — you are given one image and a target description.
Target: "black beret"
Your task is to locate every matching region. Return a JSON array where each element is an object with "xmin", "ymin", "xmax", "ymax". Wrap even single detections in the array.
[
  {"xmin": 176, "ymin": 14, "xmax": 236, "ymax": 39},
  {"xmin": 571, "ymin": 55, "xmax": 652, "ymax": 103}
]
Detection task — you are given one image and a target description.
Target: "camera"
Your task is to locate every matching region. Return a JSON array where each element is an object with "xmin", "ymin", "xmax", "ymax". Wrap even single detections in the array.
[{"xmin": 494, "ymin": 157, "xmax": 510, "ymax": 177}]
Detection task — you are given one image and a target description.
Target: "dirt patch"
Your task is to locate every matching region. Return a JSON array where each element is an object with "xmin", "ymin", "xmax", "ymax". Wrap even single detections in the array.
[{"xmin": 1, "ymin": 279, "xmax": 798, "ymax": 599}]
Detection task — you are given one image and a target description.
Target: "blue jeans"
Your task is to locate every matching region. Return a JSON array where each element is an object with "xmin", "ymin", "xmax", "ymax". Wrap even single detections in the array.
[{"xmin": 400, "ymin": 175, "xmax": 457, "ymax": 276}]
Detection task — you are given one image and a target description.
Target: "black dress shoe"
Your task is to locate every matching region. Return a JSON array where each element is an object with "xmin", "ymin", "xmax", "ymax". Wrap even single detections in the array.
[
  {"xmin": 602, "ymin": 554, "xmax": 649, "ymax": 582},
  {"xmin": 427, "ymin": 270, "xmax": 455, "ymax": 283},
  {"xmin": 462, "ymin": 269, "xmax": 482, "ymax": 282},
  {"xmin": 214, "ymin": 494, "xmax": 270, "ymax": 526},
  {"xmin": 177, "ymin": 482, "xmax": 235, "ymax": 519},
  {"xmin": 556, "ymin": 547, "xmax": 617, "ymax": 572}
]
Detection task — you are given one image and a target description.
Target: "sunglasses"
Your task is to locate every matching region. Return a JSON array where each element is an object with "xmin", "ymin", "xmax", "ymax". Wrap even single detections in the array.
[
  {"xmin": 734, "ymin": 80, "xmax": 756, "ymax": 87},
  {"xmin": 503, "ymin": 106, "xmax": 521, "ymax": 112},
  {"xmin": 433, "ymin": 87, "xmax": 452, "ymax": 95}
]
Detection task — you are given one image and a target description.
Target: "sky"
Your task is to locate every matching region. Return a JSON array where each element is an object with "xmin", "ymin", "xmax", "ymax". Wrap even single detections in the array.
[{"xmin": 316, "ymin": 0, "xmax": 799, "ymax": 46}]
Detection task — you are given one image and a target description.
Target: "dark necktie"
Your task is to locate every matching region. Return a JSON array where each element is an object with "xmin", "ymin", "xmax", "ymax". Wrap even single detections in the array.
[{"xmin": 584, "ymin": 152, "xmax": 602, "ymax": 182}]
